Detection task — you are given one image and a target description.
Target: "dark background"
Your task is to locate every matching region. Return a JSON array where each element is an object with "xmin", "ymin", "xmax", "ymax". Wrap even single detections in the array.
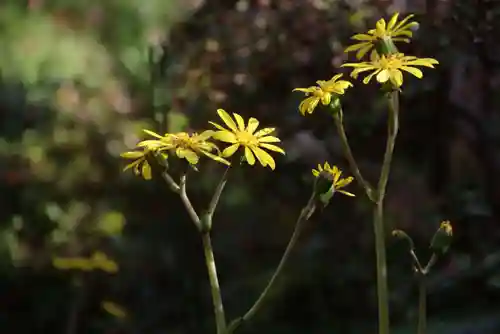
[{"xmin": 1, "ymin": 0, "xmax": 500, "ymax": 333}]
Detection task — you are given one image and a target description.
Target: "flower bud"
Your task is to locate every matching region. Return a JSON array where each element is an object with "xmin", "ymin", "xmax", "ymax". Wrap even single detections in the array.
[
  {"xmin": 313, "ymin": 170, "xmax": 335, "ymax": 207},
  {"xmin": 430, "ymin": 220, "xmax": 453, "ymax": 255}
]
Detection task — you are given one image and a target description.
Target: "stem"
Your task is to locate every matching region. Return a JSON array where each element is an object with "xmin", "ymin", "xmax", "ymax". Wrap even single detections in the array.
[
  {"xmin": 202, "ymin": 166, "xmax": 230, "ymax": 231},
  {"xmin": 179, "ymin": 174, "xmax": 202, "ymax": 230},
  {"xmin": 202, "ymin": 232, "xmax": 227, "ymax": 334},
  {"xmin": 373, "ymin": 91, "xmax": 399, "ymax": 334},
  {"xmin": 333, "ymin": 112, "xmax": 376, "ymax": 202},
  {"xmin": 417, "ymin": 276, "xmax": 427, "ymax": 334},
  {"xmin": 228, "ymin": 193, "xmax": 317, "ymax": 333}
]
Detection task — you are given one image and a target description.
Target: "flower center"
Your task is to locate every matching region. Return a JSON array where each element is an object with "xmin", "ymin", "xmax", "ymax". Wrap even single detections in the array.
[{"xmin": 235, "ymin": 131, "xmax": 259, "ymax": 146}]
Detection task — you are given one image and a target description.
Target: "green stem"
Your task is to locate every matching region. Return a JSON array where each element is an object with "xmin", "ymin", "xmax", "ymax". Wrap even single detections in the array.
[
  {"xmin": 417, "ymin": 276, "xmax": 427, "ymax": 334},
  {"xmin": 179, "ymin": 174, "xmax": 202, "ymax": 230},
  {"xmin": 374, "ymin": 91, "xmax": 399, "ymax": 334},
  {"xmin": 228, "ymin": 193, "xmax": 317, "ymax": 333},
  {"xmin": 202, "ymin": 166, "xmax": 230, "ymax": 232},
  {"xmin": 202, "ymin": 232, "xmax": 227, "ymax": 334},
  {"xmin": 333, "ymin": 111, "xmax": 376, "ymax": 202}
]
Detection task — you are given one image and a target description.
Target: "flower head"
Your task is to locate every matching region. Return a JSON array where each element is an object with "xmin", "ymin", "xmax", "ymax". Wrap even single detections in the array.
[
  {"xmin": 345, "ymin": 12, "xmax": 419, "ymax": 59},
  {"xmin": 120, "ymin": 148, "xmax": 154, "ymax": 180},
  {"xmin": 137, "ymin": 129, "xmax": 229, "ymax": 166},
  {"xmin": 312, "ymin": 162, "xmax": 355, "ymax": 197},
  {"xmin": 293, "ymin": 74, "xmax": 352, "ymax": 115},
  {"xmin": 342, "ymin": 52, "xmax": 438, "ymax": 88},
  {"xmin": 210, "ymin": 109, "xmax": 285, "ymax": 170}
]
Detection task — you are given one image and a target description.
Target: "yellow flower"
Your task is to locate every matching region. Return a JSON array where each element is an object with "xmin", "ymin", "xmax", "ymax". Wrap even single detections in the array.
[
  {"xmin": 345, "ymin": 12, "xmax": 418, "ymax": 59},
  {"xmin": 120, "ymin": 148, "xmax": 153, "ymax": 180},
  {"xmin": 210, "ymin": 109, "xmax": 285, "ymax": 170},
  {"xmin": 312, "ymin": 162, "xmax": 355, "ymax": 197},
  {"xmin": 137, "ymin": 129, "xmax": 229, "ymax": 166},
  {"xmin": 101, "ymin": 301, "xmax": 127, "ymax": 319},
  {"xmin": 293, "ymin": 74, "xmax": 352, "ymax": 115},
  {"xmin": 342, "ymin": 53, "xmax": 438, "ymax": 88},
  {"xmin": 90, "ymin": 251, "xmax": 119, "ymax": 274}
]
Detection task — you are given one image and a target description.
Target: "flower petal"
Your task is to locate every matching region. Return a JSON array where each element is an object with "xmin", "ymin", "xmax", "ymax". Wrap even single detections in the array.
[
  {"xmin": 209, "ymin": 121, "xmax": 227, "ymax": 131},
  {"xmin": 143, "ymin": 129, "xmax": 164, "ymax": 139},
  {"xmin": 244, "ymin": 146, "xmax": 255, "ymax": 165},
  {"xmin": 246, "ymin": 118, "xmax": 259, "ymax": 134},
  {"xmin": 376, "ymin": 69, "xmax": 391, "ymax": 83},
  {"xmin": 232, "ymin": 112, "xmax": 246, "ymax": 131},
  {"xmin": 222, "ymin": 143, "xmax": 240, "ymax": 157},
  {"xmin": 254, "ymin": 127, "xmax": 276, "ymax": 137},
  {"xmin": 217, "ymin": 109, "xmax": 238, "ymax": 132},
  {"xmin": 258, "ymin": 135, "xmax": 280, "ymax": 143},
  {"xmin": 400, "ymin": 66, "xmax": 423, "ymax": 78},
  {"xmin": 121, "ymin": 151, "xmax": 144, "ymax": 159},
  {"xmin": 338, "ymin": 190, "xmax": 356, "ymax": 197},
  {"xmin": 259, "ymin": 143, "xmax": 285, "ymax": 154},
  {"xmin": 252, "ymin": 146, "xmax": 276, "ymax": 170},
  {"xmin": 213, "ymin": 130, "xmax": 238, "ymax": 143},
  {"xmin": 142, "ymin": 162, "xmax": 152, "ymax": 180}
]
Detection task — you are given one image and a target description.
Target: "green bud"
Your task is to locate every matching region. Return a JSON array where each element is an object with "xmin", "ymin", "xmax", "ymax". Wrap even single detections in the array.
[
  {"xmin": 375, "ymin": 37, "xmax": 399, "ymax": 56},
  {"xmin": 430, "ymin": 221, "xmax": 453, "ymax": 255},
  {"xmin": 313, "ymin": 171, "xmax": 335, "ymax": 207}
]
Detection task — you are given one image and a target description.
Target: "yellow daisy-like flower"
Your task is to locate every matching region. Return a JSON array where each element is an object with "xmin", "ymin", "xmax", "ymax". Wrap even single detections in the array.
[
  {"xmin": 120, "ymin": 148, "xmax": 154, "ymax": 180},
  {"xmin": 312, "ymin": 162, "xmax": 355, "ymax": 197},
  {"xmin": 137, "ymin": 129, "xmax": 230, "ymax": 166},
  {"xmin": 209, "ymin": 109, "xmax": 285, "ymax": 170},
  {"xmin": 342, "ymin": 52, "xmax": 438, "ymax": 88},
  {"xmin": 293, "ymin": 74, "xmax": 353, "ymax": 115},
  {"xmin": 345, "ymin": 12, "xmax": 419, "ymax": 59}
]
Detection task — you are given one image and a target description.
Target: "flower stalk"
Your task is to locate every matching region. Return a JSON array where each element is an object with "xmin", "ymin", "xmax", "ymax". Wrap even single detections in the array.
[{"xmin": 228, "ymin": 192, "xmax": 317, "ymax": 333}]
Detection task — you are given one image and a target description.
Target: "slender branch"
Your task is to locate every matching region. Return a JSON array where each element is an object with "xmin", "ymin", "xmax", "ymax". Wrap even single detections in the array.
[
  {"xmin": 161, "ymin": 171, "xmax": 180, "ymax": 193},
  {"xmin": 202, "ymin": 232, "xmax": 227, "ymax": 334},
  {"xmin": 179, "ymin": 174, "xmax": 202, "ymax": 230},
  {"xmin": 228, "ymin": 193, "xmax": 317, "ymax": 333},
  {"xmin": 410, "ymin": 249, "xmax": 424, "ymax": 273},
  {"xmin": 333, "ymin": 112, "xmax": 376, "ymax": 202},
  {"xmin": 202, "ymin": 166, "xmax": 231, "ymax": 231},
  {"xmin": 373, "ymin": 91, "xmax": 400, "ymax": 334}
]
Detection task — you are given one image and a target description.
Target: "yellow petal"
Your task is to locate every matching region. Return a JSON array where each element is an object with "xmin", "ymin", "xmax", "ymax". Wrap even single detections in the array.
[
  {"xmin": 312, "ymin": 169, "xmax": 319, "ymax": 177},
  {"xmin": 123, "ymin": 160, "xmax": 140, "ymax": 172},
  {"xmin": 177, "ymin": 148, "xmax": 199, "ymax": 165},
  {"xmin": 213, "ymin": 130, "xmax": 238, "ymax": 143},
  {"xmin": 120, "ymin": 151, "xmax": 144, "ymax": 159},
  {"xmin": 244, "ymin": 146, "xmax": 256, "ymax": 165},
  {"xmin": 143, "ymin": 129, "xmax": 164, "ymax": 139},
  {"xmin": 246, "ymin": 117, "xmax": 259, "ymax": 134},
  {"xmin": 351, "ymin": 33, "xmax": 375, "ymax": 41},
  {"xmin": 338, "ymin": 190, "xmax": 356, "ymax": 197},
  {"xmin": 336, "ymin": 176, "xmax": 354, "ymax": 188},
  {"xmin": 202, "ymin": 151, "xmax": 231, "ymax": 165},
  {"xmin": 142, "ymin": 162, "xmax": 152, "ymax": 180},
  {"xmin": 356, "ymin": 44, "xmax": 374, "ymax": 60},
  {"xmin": 232, "ymin": 112, "xmax": 246, "ymax": 131},
  {"xmin": 400, "ymin": 66, "xmax": 423, "ymax": 78},
  {"xmin": 209, "ymin": 121, "xmax": 227, "ymax": 131},
  {"xmin": 197, "ymin": 130, "xmax": 214, "ymax": 140},
  {"xmin": 259, "ymin": 143, "xmax": 285, "ymax": 154},
  {"xmin": 222, "ymin": 143, "xmax": 240, "ymax": 157},
  {"xmin": 321, "ymin": 92, "xmax": 331, "ymax": 105},
  {"xmin": 254, "ymin": 127, "xmax": 275, "ymax": 138},
  {"xmin": 258, "ymin": 135, "xmax": 280, "ymax": 143},
  {"xmin": 252, "ymin": 146, "xmax": 276, "ymax": 170},
  {"xmin": 217, "ymin": 109, "xmax": 238, "ymax": 132},
  {"xmin": 387, "ymin": 12, "xmax": 399, "ymax": 31},
  {"xmin": 375, "ymin": 18, "xmax": 386, "ymax": 36},
  {"xmin": 390, "ymin": 69, "xmax": 403, "ymax": 87},
  {"xmin": 293, "ymin": 87, "xmax": 316, "ymax": 94},
  {"xmin": 344, "ymin": 42, "xmax": 369, "ymax": 53},
  {"xmin": 362, "ymin": 70, "xmax": 379, "ymax": 84},
  {"xmin": 376, "ymin": 69, "xmax": 391, "ymax": 83}
]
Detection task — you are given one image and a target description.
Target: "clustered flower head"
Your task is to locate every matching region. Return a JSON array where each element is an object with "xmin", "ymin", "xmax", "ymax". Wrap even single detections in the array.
[
  {"xmin": 293, "ymin": 12, "xmax": 439, "ymax": 111},
  {"xmin": 293, "ymin": 74, "xmax": 352, "ymax": 115},
  {"xmin": 210, "ymin": 109, "xmax": 285, "ymax": 170},
  {"xmin": 121, "ymin": 109, "xmax": 286, "ymax": 178},
  {"xmin": 312, "ymin": 162, "xmax": 355, "ymax": 197}
]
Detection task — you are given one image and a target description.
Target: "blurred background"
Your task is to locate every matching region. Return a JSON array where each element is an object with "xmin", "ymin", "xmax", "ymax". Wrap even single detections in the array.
[{"xmin": 1, "ymin": 0, "xmax": 500, "ymax": 333}]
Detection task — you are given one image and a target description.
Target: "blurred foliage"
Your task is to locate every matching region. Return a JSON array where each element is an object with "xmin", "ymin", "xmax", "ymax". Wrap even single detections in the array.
[{"xmin": 1, "ymin": 0, "xmax": 500, "ymax": 333}]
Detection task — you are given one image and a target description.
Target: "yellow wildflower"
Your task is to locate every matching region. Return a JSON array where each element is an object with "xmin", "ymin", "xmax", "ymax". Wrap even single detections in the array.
[
  {"xmin": 120, "ymin": 148, "xmax": 153, "ymax": 180},
  {"xmin": 101, "ymin": 301, "xmax": 127, "ymax": 319},
  {"xmin": 90, "ymin": 251, "xmax": 119, "ymax": 274},
  {"xmin": 342, "ymin": 53, "xmax": 438, "ymax": 88},
  {"xmin": 52, "ymin": 256, "xmax": 94, "ymax": 271},
  {"xmin": 209, "ymin": 109, "xmax": 284, "ymax": 170},
  {"xmin": 293, "ymin": 74, "xmax": 352, "ymax": 115},
  {"xmin": 345, "ymin": 12, "xmax": 418, "ymax": 59},
  {"xmin": 137, "ymin": 129, "xmax": 229, "ymax": 166},
  {"xmin": 312, "ymin": 162, "xmax": 355, "ymax": 197}
]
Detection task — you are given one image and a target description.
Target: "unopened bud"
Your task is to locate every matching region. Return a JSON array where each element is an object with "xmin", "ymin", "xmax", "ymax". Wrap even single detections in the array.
[{"xmin": 430, "ymin": 220, "xmax": 453, "ymax": 255}]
